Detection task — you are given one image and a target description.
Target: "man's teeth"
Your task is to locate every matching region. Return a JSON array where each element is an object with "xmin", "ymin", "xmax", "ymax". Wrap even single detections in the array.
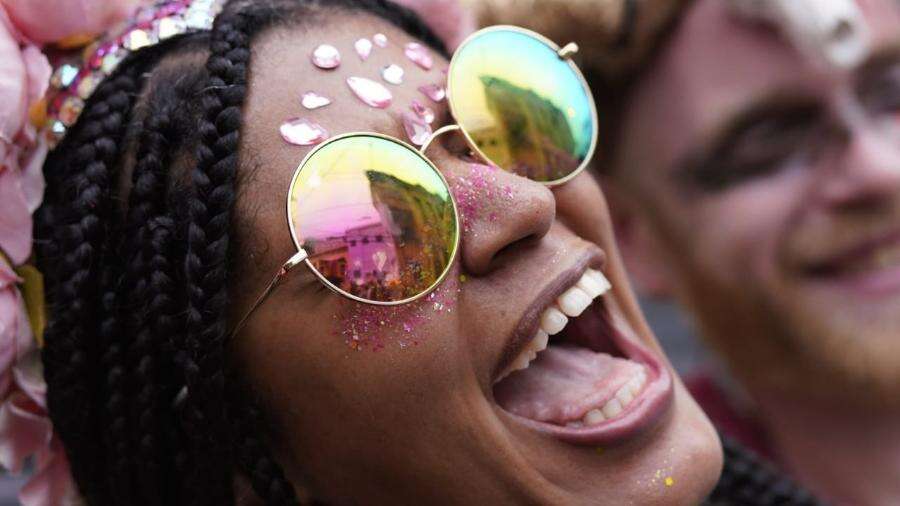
[
  {"xmin": 872, "ymin": 242, "xmax": 900, "ymax": 270},
  {"xmin": 570, "ymin": 368, "xmax": 648, "ymax": 427},
  {"xmin": 496, "ymin": 269, "xmax": 611, "ymax": 382},
  {"xmin": 831, "ymin": 241, "xmax": 900, "ymax": 275}
]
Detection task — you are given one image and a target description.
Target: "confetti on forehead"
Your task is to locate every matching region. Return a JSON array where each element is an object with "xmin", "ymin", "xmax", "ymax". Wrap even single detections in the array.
[
  {"xmin": 354, "ymin": 37, "xmax": 373, "ymax": 60},
  {"xmin": 280, "ymin": 118, "xmax": 328, "ymax": 146},
  {"xmin": 300, "ymin": 91, "xmax": 331, "ymax": 110},
  {"xmin": 381, "ymin": 64, "xmax": 405, "ymax": 85},
  {"xmin": 346, "ymin": 77, "xmax": 393, "ymax": 108},
  {"xmin": 311, "ymin": 44, "xmax": 341, "ymax": 69},
  {"xmin": 334, "ymin": 273, "xmax": 460, "ymax": 351}
]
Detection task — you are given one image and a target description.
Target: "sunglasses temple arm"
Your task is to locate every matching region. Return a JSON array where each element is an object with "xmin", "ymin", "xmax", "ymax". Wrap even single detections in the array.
[
  {"xmin": 229, "ymin": 250, "xmax": 308, "ymax": 340},
  {"xmin": 418, "ymin": 124, "xmax": 462, "ymax": 155}
]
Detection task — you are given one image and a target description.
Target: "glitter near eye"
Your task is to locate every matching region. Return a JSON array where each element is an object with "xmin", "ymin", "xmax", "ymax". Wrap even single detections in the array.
[
  {"xmin": 402, "ymin": 111, "xmax": 432, "ymax": 146},
  {"xmin": 346, "ymin": 76, "xmax": 393, "ymax": 108},
  {"xmin": 404, "ymin": 42, "xmax": 433, "ymax": 70},
  {"xmin": 410, "ymin": 100, "xmax": 435, "ymax": 124},
  {"xmin": 279, "ymin": 118, "xmax": 328, "ymax": 146},
  {"xmin": 418, "ymin": 83, "xmax": 446, "ymax": 102}
]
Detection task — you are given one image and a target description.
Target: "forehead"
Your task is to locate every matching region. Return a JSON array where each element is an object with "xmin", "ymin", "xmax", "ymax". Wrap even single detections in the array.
[
  {"xmin": 241, "ymin": 11, "xmax": 448, "ymax": 190},
  {"xmin": 620, "ymin": 0, "xmax": 900, "ymax": 176}
]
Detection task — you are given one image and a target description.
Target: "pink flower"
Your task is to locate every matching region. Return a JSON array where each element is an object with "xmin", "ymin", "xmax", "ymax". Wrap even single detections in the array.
[
  {"xmin": 0, "ymin": 6, "xmax": 49, "ymax": 265},
  {"xmin": 0, "ymin": 259, "xmax": 75, "ymax": 505},
  {"xmin": 393, "ymin": 0, "xmax": 476, "ymax": 50},
  {"xmin": 0, "ymin": 0, "xmax": 139, "ymax": 45}
]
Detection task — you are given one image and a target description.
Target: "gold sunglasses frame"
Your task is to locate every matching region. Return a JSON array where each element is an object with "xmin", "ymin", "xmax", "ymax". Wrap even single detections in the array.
[
  {"xmin": 231, "ymin": 26, "xmax": 597, "ymax": 338},
  {"xmin": 232, "ymin": 132, "xmax": 461, "ymax": 337},
  {"xmin": 442, "ymin": 25, "xmax": 599, "ymax": 187}
]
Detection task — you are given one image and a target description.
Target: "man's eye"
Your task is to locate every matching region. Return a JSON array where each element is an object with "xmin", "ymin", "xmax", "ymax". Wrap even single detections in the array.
[
  {"xmin": 862, "ymin": 63, "xmax": 900, "ymax": 116},
  {"xmin": 684, "ymin": 108, "xmax": 821, "ymax": 192}
]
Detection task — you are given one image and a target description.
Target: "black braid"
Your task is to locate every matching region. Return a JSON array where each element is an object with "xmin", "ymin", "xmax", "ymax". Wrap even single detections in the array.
[
  {"xmin": 40, "ymin": 68, "xmax": 142, "ymax": 505},
  {"xmin": 706, "ymin": 437, "xmax": 825, "ymax": 506},
  {"xmin": 34, "ymin": 1, "xmax": 447, "ymax": 504},
  {"xmin": 121, "ymin": 106, "xmax": 181, "ymax": 506}
]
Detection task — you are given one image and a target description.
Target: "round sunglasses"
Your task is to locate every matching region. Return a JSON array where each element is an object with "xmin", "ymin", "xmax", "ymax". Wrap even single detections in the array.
[{"xmin": 232, "ymin": 26, "xmax": 598, "ymax": 336}]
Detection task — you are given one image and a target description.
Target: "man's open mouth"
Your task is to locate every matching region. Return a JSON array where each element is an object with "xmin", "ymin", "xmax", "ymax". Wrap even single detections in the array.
[{"xmin": 492, "ymin": 267, "xmax": 672, "ymax": 446}]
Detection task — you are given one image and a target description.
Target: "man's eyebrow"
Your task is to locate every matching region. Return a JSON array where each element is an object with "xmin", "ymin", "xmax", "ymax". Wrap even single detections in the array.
[
  {"xmin": 856, "ymin": 41, "xmax": 900, "ymax": 81},
  {"xmin": 673, "ymin": 90, "xmax": 817, "ymax": 182}
]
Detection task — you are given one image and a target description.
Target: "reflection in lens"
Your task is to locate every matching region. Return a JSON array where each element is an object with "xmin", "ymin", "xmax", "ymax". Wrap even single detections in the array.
[
  {"xmin": 449, "ymin": 28, "xmax": 596, "ymax": 183},
  {"xmin": 288, "ymin": 135, "xmax": 458, "ymax": 303}
]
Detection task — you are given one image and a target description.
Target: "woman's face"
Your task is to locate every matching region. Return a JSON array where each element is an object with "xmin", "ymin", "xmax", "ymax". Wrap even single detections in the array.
[{"xmin": 231, "ymin": 11, "xmax": 721, "ymax": 505}]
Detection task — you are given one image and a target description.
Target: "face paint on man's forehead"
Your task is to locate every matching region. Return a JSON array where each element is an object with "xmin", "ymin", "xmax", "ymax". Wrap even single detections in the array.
[{"xmin": 728, "ymin": 0, "xmax": 872, "ymax": 69}]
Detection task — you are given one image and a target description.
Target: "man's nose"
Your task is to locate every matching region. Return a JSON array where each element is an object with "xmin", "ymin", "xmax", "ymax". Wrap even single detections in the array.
[
  {"xmin": 817, "ymin": 123, "xmax": 900, "ymax": 212},
  {"xmin": 434, "ymin": 151, "xmax": 556, "ymax": 276}
]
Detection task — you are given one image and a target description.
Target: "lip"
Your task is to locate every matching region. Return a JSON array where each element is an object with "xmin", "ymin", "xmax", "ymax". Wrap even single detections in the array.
[
  {"xmin": 803, "ymin": 229, "xmax": 900, "ymax": 297},
  {"xmin": 491, "ymin": 249, "xmax": 674, "ymax": 447}
]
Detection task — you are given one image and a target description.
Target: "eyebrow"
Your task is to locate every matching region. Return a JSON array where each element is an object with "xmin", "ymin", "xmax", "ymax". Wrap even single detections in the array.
[
  {"xmin": 672, "ymin": 91, "xmax": 819, "ymax": 186},
  {"xmin": 856, "ymin": 41, "xmax": 900, "ymax": 82}
]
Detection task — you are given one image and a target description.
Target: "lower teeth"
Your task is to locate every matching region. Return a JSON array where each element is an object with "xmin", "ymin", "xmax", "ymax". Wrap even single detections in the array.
[{"xmin": 567, "ymin": 367, "xmax": 648, "ymax": 427}]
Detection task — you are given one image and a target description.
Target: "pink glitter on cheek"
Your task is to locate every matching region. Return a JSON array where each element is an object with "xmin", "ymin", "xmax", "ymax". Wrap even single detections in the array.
[
  {"xmin": 334, "ymin": 274, "xmax": 460, "ymax": 351},
  {"xmin": 449, "ymin": 163, "xmax": 516, "ymax": 233}
]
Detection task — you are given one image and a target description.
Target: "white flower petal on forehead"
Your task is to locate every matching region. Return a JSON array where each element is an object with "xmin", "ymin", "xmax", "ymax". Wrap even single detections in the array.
[
  {"xmin": 727, "ymin": 0, "xmax": 871, "ymax": 68},
  {"xmin": 347, "ymin": 77, "xmax": 393, "ymax": 108},
  {"xmin": 311, "ymin": 44, "xmax": 341, "ymax": 69},
  {"xmin": 300, "ymin": 91, "xmax": 331, "ymax": 110},
  {"xmin": 354, "ymin": 38, "xmax": 373, "ymax": 60},
  {"xmin": 404, "ymin": 42, "xmax": 433, "ymax": 70},
  {"xmin": 373, "ymin": 33, "xmax": 388, "ymax": 47},
  {"xmin": 381, "ymin": 64, "xmax": 405, "ymax": 85},
  {"xmin": 403, "ymin": 111, "xmax": 433, "ymax": 146},
  {"xmin": 410, "ymin": 100, "xmax": 435, "ymax": 124},
  {"xmin": 417, "ymin": 83, "xmax": 445, "ymax": 102},
  {"xmin": 280, "ymin": 118, "xmax": 328, "ymax": 146}
]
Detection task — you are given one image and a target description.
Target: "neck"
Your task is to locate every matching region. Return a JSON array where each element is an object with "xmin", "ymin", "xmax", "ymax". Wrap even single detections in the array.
[{"xmin": 749, "ymin": 386, "xmax": 900, "ymax": 506}]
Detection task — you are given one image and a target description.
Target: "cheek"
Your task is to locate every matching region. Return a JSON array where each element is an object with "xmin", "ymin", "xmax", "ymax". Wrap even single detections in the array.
[
  {"xmin": 690, "ymin": 174, "xmax": 808, "ymax": 286},
  {"xmin": 553, "ymin": 173, "xmax": 614, "ymax": 246}
]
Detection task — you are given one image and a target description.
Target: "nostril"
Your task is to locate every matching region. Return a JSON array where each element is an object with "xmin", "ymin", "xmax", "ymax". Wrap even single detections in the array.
[{"xmin": 460, "ymin": 184, "xmax": 556, "ymax": 275}]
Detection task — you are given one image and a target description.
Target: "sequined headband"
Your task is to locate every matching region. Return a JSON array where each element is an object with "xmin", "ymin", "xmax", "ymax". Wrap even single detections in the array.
[{"xmin": 39, "ymin": 0, "xmax": 226, "ymax": 148}]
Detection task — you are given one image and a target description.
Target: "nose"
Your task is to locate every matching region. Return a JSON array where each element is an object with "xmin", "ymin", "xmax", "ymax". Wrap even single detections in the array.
[
  {"xmin": 817, "ymin": 124, "xmax": 900, "ymax": 212},
  {"xmin": 438, "ymin": 154, "xmax": 556, "ymax": 276}
]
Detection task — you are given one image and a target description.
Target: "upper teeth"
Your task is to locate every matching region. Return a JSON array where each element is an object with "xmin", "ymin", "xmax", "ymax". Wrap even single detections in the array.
[
  {"xmin": 865, "ymin": 242, "xmax": 900, "ymax": 272},
  {"xmin": 496, "ymin": 269, "xmax": 612, "ymax": 382}
]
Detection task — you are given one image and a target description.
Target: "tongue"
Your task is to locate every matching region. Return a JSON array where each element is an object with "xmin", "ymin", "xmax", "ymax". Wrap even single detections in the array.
[{"xmin": 494, "ymin": 345, "xmax": 644, "ymax": 424}]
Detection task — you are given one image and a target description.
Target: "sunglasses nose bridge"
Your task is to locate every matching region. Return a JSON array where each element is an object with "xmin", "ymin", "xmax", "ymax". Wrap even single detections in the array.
[{"xmin": 419, "ymin": 124, "xmax": 463, "ymax": 156}]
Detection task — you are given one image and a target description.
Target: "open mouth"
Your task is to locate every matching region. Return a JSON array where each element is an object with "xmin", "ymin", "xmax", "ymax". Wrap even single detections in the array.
[{"xmin": 492, "ymin": 267, "xmax": 673, "ymax": 446}]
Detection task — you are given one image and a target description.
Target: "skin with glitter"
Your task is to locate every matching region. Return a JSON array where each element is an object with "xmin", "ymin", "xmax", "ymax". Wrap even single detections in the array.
[
  {"xmin": 231, "ymin": 12, "xmax": 720, "ymax": 504},
  {"xmin": 335, "ymin": 269, "xmax": 460, "ymax": 351}
]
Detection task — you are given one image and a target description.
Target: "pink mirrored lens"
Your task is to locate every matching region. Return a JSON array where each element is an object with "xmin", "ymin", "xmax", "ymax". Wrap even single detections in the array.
[{"xmin": 288, "ymin": 135, "xmax": 458, "ymax": 303}]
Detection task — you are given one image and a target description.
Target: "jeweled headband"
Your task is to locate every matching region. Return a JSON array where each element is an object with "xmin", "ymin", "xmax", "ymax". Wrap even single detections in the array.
[{"xmin": 38, "ymin": 0, "xmax": 225, "ymax": 148}]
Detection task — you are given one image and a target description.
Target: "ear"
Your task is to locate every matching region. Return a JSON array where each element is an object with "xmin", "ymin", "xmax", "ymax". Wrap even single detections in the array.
[{"xmin": 601, "ymin": 176, "xmax": 675, "ymax": 299}]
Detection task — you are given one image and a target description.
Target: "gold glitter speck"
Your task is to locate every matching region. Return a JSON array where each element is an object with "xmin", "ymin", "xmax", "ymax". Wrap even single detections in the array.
[{"xmin": 664, "ymin": 477, "xmax": 674, "ymax": 487}]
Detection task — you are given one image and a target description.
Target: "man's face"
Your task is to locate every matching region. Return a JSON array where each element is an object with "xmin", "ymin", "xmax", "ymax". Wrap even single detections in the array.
[{"xmin": 612, "ymin": 0, "xmax": 900, "ymax": 405}]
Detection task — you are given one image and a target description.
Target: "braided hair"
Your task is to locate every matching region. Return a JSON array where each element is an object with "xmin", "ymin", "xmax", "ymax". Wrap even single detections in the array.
[{"xmin": 34, "ymin": 1, "xmax": 445, "ymax": 504}]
